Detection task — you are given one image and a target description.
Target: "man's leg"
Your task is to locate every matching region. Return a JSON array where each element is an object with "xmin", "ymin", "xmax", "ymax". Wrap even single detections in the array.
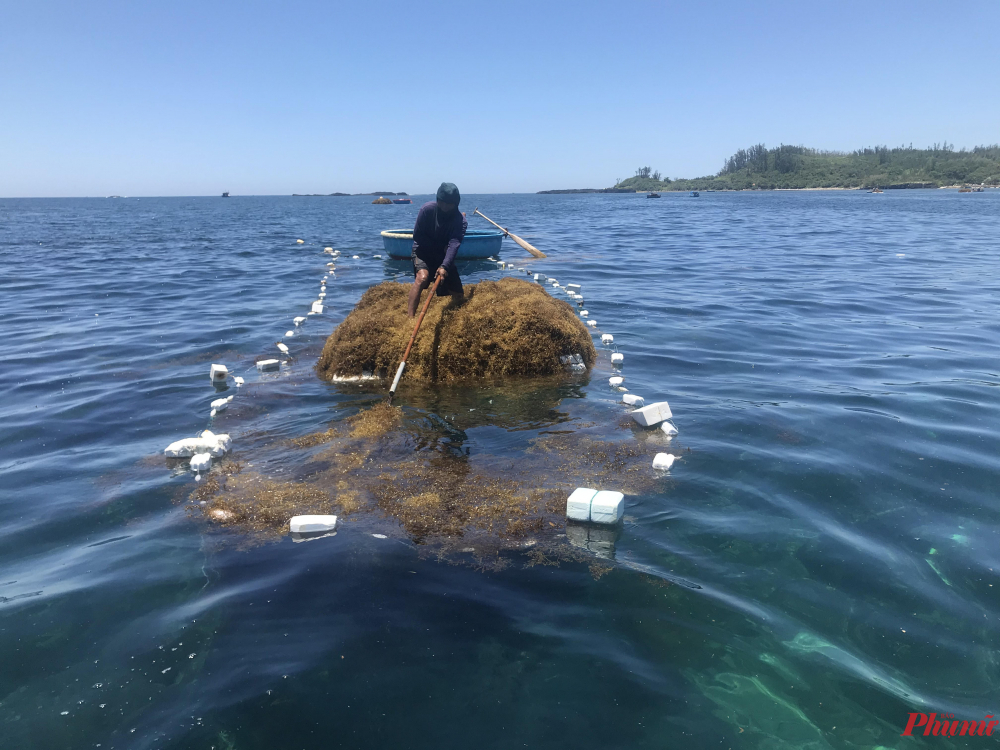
[{"xmin": 408, "ymin": 268, "xmax": 430, "ymax": 317}]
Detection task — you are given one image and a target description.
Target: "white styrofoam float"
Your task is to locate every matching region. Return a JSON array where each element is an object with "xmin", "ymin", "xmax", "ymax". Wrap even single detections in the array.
[
  {"xmin": 234, "ymin": 376, "xmax": 244, "ymax": 387},
  {"xmin": 601, "ymin": 334, "xmax": 613, "ymax": 344},
  {"xmin": 630, "ymin": 401, "xmax": 672, "ymax": 427},
  {"xmin": 352, "ymin": 255, "xmax": 360, "ymax": 259},
  {"xmin": 324, "ymin": 247, "xmax": 333, "ymax": 251},
  {"xmin": 296, "ymin": 239, "xmax": 304, "ymax": 244},
  {"xmin": 622, "ymin": 394, "xmax": 644, "ymax": 407},
  {"xmin": 652, "ymin": 453, "xmax": 676, "ymax": 470},
  {"xmin": 566, "ymin": 283, "xmax": 581, "ymax": 291},
  {"xmin": 580, "ymin": 310, "xmax": 588, "ymax": 317},
  {"xmin": 289, "ymin": 515, "xmax": 338, "ymax": 533},
  {"xmin": 210, "ymin": 396, "xmax": 231, "ymax": 412},
  {"xmin": 294, "ymin": 317, "xmax": 306, "ymax": 326},
  {"xmin": 565, "ymin": 487, "xmax": 623, "ymax": 525},
  {"xmin": 257, "ymin": 359, "xmax": 280, "ymax": 372},
  {"xmin": 276, "ymin": 342, "xmax": 290, "ymax": 355},
  {"xmin": 661, "ymin": 422, "xmax": 679, "ymax": 436},
  {"xmin": 611, "ymin": 353, "xmax": 624, "ymax": 364},
  {"xmin": 587, "ymin": 320, "xmax": 597, "ymax": 327},
  {"xmin": 609, "ymin": 376, "xmax": 624, "ymax": 386},
  {"xmin": 285, "ymin": 330, "xmax": 294, "ymax": 338},
  {"xmin": 590, "ymin": 491, "xmax": 624, "ymax": 524},
  {"xmin": 311, "ymin": 301, "xmax": 324, "ymax": 314},
  {"xmin": 164, "ymin": 430, "xmax": 232, "ymax": 458},
  {"xmin": 210, "ymin": 364, "xmax": 228, "ymax": 383},
  {"xmin": 566, "ymin": 488, "xmax": 597, "ymax": 522},
  {"xmin": 549, "ymin": 279, "xmax": 558, "ymax": 285},
  {"xmin": 190, "ymin": 453, "xmax": 212, "ymax": 472}
]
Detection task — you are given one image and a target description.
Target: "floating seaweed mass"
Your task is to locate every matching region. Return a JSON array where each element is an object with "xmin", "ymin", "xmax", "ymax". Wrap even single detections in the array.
[{"xmin": 316, "ymin": 278, "xmax": 596, "ymax": 382}]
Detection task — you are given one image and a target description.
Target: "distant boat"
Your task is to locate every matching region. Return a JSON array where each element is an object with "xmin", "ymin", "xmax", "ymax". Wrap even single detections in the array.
[
  {"xmin": 868, "ymin": 187, "xmax": 884, "ymax": 193},
  {"xmin": 646, "ymin": 192, "xmax": 660, "ymax": 199},
  {"xmin": 392, "ymin": 198, "xmax": 412, "ymax": 204},
  {"xmin": 689, "ymin": 191, "xmax": 699, "ymax": 197},
  {"xmin": 222, "ymin": 191, "xmax": 230, "ymax": 197}
]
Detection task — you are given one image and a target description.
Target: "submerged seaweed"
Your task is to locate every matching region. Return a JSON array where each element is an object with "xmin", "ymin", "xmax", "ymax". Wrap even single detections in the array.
[{"xmin": 315, "ymin": 278, "xmax": 596, "ymax": 383}]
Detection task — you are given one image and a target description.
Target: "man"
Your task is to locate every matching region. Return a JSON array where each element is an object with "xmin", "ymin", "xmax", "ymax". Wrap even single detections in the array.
[{"xmin": 408, "ymin": 182, "xmax": 467, "ymax": 317}]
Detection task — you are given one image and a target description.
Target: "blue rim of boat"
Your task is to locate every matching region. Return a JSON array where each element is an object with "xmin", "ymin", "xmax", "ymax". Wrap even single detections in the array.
[{"xmin": 381, "ymin": 229, "xmax": 505, "ymax": 259}]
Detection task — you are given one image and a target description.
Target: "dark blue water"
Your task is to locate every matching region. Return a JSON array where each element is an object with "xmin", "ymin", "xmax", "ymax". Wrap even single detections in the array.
[{"xmin": 2, "ymin": 192, "xmax": 999, "ymax": 749}]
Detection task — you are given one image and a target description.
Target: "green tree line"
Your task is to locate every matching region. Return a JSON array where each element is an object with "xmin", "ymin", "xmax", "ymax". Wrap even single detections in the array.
[{"xmin": 612, "ymin": 143, "xmax": 1000, "ymax": 191}]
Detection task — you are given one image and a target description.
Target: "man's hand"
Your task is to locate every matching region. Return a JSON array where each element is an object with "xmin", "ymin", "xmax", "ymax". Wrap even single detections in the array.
[{"xmin": 435, "ymin": 266, "xmax": 448, "ymax": 280}]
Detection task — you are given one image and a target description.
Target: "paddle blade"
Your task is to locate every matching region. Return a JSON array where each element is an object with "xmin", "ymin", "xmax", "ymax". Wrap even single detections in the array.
[{"xmin": 510, "ymin": 233, "xmax": 546, "ymax": 258}]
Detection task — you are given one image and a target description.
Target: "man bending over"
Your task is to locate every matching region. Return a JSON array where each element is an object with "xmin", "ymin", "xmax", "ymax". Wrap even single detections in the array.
[{"xmin": 408, "ymin": 182, "xmax": 467, "ymax": 317}]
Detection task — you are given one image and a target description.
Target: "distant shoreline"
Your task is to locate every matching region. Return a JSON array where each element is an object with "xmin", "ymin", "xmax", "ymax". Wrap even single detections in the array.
[{"xmin": 292, "ymin": 192, "xmax": 409, "ymax": 197}]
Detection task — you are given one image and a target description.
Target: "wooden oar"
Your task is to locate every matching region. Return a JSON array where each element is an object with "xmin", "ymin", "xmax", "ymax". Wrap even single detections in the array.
[
  {"xmin": 387, "ymin": 274, "xmax": 443, "ymax": 405},
  {"xmin": 473, "ymin": 209, "xmax": 546, "ymax": 258}
]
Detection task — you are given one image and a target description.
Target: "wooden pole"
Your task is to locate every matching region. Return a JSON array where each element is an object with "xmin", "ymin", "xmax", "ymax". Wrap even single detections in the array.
[
  {"xmin": 473, "ymin": 209, "xmax": 546, "ymax": 258},
  {"xmin": 388, "ymin": 274, "xmax": 442, "ymax": 404}
]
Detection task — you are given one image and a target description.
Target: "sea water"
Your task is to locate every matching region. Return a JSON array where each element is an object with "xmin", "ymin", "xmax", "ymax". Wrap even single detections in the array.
[{"xmin": 2, "ymin": 191, "xmax": 999, "ymax": 749}]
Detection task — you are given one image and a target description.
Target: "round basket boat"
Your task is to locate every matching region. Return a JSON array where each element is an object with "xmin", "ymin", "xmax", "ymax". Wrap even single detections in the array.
[{"xmin": 380, "ymin": 229, "xmax": 504, "ymax": 260}]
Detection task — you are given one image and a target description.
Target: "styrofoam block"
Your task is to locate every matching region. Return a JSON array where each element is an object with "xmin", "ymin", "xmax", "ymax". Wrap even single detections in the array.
[
  {"xmin": 580, "ymin": 310, "xmax": 588, "ymax": 317},
  {"xmin": 622, "ymin": 394, "xmax": 644, "ymax": 407},
  {"xmin": 276, "ymin": 342, "xmax": 290, "ymax": 355},
  {"xmin": 374, "ymin": 254, "xmax": 382, "ymax": 259},
  {"xmin": 611, "ymin": 353, "xmax": 624, "ymax": 363},
  {"xmin": 590, "ymin": 491, "xmax": 624, "ymax": 524},
  {"xmin": 294, "ymin": 317, "xmax": 306, "ymax": 326},
  {"xmin": 289, "ymin": 515, "xmax": 338, "ymax": 533},
  {"xmin": 234, "ymin": 376, "xmax": 244, "ymax": 386},
  {"xmin": 587, "ymin": 319, "xmax": 597, "ymax": 327},
  {"xmin": 566, "ymin": 487, "xmax": 597, "ymax": 522},
  {"xmin": 211, "ymin": 397, "xmax": 229, "ymax": 412},
  {"xmin": 190, "ymin": 453, "xmax": 212, "ymax": 472},
  {"xmin": 534, "ymin": 274, "xmax": 540, "ymax": 281},
  {"xmin": 318, "ymin": 292, "xmax": 326, "ymax": 298},
  {"xmin": 296, "ymin": 239, "xmax": 304, "ymax": 244},
  {"xmin": 324, "ymin": 247, "xmax": 333, "ymax": 251},
  {"xmin": 311, "ymin": 301, "xmax": 324, "ymax": 314},
  {"xmin": 630, "ymin": 401, "xmax": 672, "ymax": 427},
  {"xmin": 609, "ymin": 376, "xmax": 624, "ymax": 386},
  {"xmin": 652, "ymin": 453, "xmax": 676, "ymax": 470},
  {"xmin": 257, "ymin": 358, "xmax": 280, "ymax": 371},
  {"xmin": 601, "ymin": 334, "xmax": 613, "ymax": 344},
  {"xmin": 566, "ymin": 283, "xmax": 581, "ymax": 291},
  {"xmin": 352, "ymin": 255, "xmax": 360, "ymax": 259},
  {"xmin": 550, "ymin": 279, "xmax": 558, "ymax": 285},
  {"xmin": 164, "ymin": 431, "xmax": 231, "ymax": 458},
  {"xmin": 285, "ymin": 330, "xmax": 294, "ymax": 337},
  {"xmin": 661, "ymin": 422, "xmax": 679, "ymax": 436},
  {"xmin": 308, "ymin": 311, "xmax": 316, "ymax": 315},
  {"xmin": 210, "ymin": 364, "xmax": 228, "ymax": 382}
]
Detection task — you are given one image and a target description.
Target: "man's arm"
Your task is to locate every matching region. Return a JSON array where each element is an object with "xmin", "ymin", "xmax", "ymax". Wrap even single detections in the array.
[{"xmin": 440, "ymin": 213, "xmax": 468, "ymax": 271}]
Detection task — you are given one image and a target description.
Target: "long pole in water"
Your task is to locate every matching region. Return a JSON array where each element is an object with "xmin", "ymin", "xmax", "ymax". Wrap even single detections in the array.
[
  {"xmin": 473, "ymin": 209, "xmax": 547, "ymax": 258},
  {"xmin": 388, "ymin": 274, "xmax": 443, "ymax": 405}
]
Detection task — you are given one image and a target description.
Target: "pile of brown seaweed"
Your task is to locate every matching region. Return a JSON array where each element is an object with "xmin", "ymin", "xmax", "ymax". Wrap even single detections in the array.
[{"xmin": 315, "ymin": 278, "xmax": 596, "ymax": 383}]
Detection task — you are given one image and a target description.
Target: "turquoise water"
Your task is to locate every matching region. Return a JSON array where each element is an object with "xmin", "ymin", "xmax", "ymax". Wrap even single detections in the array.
[{"xmin": 2, "ymin": 191, "xmax": 999, "ymax": 749}]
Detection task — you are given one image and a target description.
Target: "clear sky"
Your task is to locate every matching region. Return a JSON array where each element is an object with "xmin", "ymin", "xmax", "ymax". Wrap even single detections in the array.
[{"xmin": 2, "ymin": 1, "xmax": 998, "ymax": 196}]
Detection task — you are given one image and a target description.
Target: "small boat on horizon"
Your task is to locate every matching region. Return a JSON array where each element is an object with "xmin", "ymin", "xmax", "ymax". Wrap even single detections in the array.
[
  {"xmin": 222, "ymin": 191, "xmax": 230, "ymax": 197},
  {"xmin": 647, "ymin": 192, "xmax": 660, "ymax": 199},
  {"xmin": 392, "ymin": 197, "xmax": 412, "ymax": 204},
  {"xmin": 689, "ymin": 191, "xmax": 699, "ymax": 197}
]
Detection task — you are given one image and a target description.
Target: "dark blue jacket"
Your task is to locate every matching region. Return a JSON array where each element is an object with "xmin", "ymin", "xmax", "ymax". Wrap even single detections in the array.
[{"xmin": 412, "ymin": 201, "xmax": 467, "ymax": 272}]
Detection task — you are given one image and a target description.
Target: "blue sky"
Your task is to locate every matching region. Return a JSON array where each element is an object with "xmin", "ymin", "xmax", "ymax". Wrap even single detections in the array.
[{"xmin": 2, "ymin": 1, "xmax": 998, "ymax": 196}]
